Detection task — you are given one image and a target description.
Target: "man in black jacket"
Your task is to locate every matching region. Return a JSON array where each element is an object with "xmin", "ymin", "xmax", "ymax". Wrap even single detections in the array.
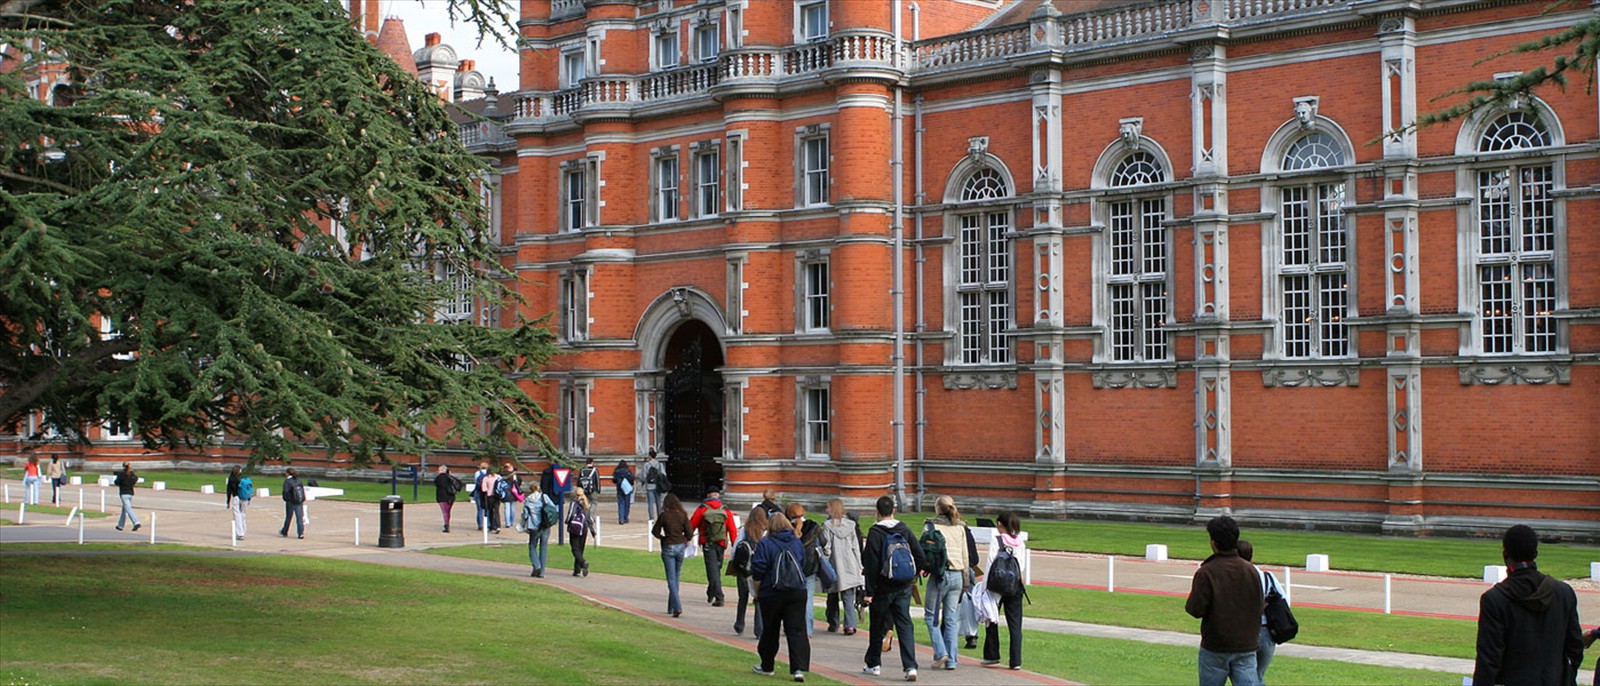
[
  {"xmin": 1185, "ymin": 515, "xmax": 1263, "ymax": 686},
  {"xmin": 1473, "ymin": 524, "xmax": 1583, "ymax": 686},
  {"xmin": 279, "ymin": 468, "xmax": 306, "ymax": 539},
  {"xmin": 861, "ymin": 495, "xmax": 926, "ymax": 681}
]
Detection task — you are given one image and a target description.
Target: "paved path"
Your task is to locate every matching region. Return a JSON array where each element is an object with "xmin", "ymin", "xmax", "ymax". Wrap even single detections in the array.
[{"xmin": 4, "ymin": 477, "xmax": 1597, "ymax": 684}]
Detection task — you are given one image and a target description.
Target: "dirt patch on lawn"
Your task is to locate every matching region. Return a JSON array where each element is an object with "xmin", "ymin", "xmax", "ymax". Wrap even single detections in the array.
[{"xmin": 168, "ymin": 573, "xmax": 326, "ymax": 590}]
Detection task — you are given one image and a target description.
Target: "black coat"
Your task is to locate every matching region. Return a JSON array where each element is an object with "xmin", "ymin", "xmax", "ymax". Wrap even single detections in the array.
[
  {"xmin": 860, "ymin": 520, "xmax": 926, "ymax": 597},
  {"xmin": 1473, "ymin": 566, "xmax": 1584, "ymax": 686}
]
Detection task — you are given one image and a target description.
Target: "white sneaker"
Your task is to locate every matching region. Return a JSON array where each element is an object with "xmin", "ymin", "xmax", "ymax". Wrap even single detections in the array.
[
  {"xmin": 904, "ymin": 669, "xmax": 918, "ymax": 682},
  {"xmin": 791, "ymin": 672, "xmax": 805, "ymax": 683},
  {"xmin": 862, "ymin": 666, "xmax": 881, "ymax": 676}
]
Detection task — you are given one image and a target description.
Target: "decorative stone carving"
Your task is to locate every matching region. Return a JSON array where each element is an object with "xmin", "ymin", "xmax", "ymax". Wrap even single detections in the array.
[
  {"xmin": 1191, "ymin": 44, "xmax": 1214, "ymax": 60},
  {"xmin": 966, "ymin": 136, "xmax": 990, "ymax": 167},
  {"xmin": 1293, "ymin": 96, "xmax": 1319, "ymax": 129},
  {"xmin": 1458, "ymin": 364, "xmax": 1570, "ymax": 386},
  {"xmin": 671, "ymin": 287, "xmax": 691, "ymax": 317},
  {"xmin": 1092, "ymin": 369, "xmax": 1177, "ymax": 389},
  {"xmin": 1262, "ymin": 366, "xmax": 1359, "ymax": 388},
  {"xmin": 1377, "ymin": 16, "xmax": 1405, "ymax": 34},
  {"xmin": 1118, "ymin": 117, "xmax": 1143, "ymax": 148},
  {"xmin": 943, "ymin": 372, "xmax": 1018, "ymax": 390}
]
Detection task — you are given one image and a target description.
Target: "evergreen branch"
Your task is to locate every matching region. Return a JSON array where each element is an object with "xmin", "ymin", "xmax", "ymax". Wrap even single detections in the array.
[{"xmin": 0, "ymin": 169, "xmax": 81, "ymax": 194}]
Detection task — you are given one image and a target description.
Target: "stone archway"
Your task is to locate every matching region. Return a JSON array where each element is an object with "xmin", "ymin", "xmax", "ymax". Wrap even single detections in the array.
[{"xmin": 660, "ymin": 319, "xmax": 724, "ymax": 500}]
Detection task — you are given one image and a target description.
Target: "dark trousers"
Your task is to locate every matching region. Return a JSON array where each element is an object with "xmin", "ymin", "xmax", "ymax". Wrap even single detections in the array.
[
  {"xmin": 983, "ymin": 592, "xmax": 1024, "ymax": 668},
  {"xmin": 865, "ymin": 586, "xmax": 917, "ymax": 672},
  {"xmin": 735, "ymin": 574, "xmax": 761, "ymax": 636},
  {"xmin": 703, "ymin": 544, "xmax": 725, "ymax": 602},
  {"xmin": 757, "ymin": 589, "xmax": 811, "ymax": 674},
  {"xmin": 571, "ymin": 534, "xmax": 588, "ymax": 574},
  {"xmin": 483, "ymin": 495, "xmax": 502, "ymax": 531},
  {"xmin": 279, "ymin": 501, "xmax": 304, "ymax": 537}
]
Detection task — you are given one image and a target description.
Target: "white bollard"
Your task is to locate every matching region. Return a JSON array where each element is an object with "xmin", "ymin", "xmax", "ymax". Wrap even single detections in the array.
[
  {"xmin": 1483, "ymin": 565, "xmax": 1506, "ymax": 584},
  {"xmin": 63, "ymin": 507, "xmax": 78, "ymax": 527},
  {"xmin": 4, "ymin": 483, "xmax": 9, "ymax": 503},
  {"xmin": 17, "ymin": 502, "xmax": 25, "ymax": 524},
  {"xmin": 231, "ymin": 520, "xmax": 237, "ymax": 547},
  {"xmin": 354, "ymin": 518, "xmax": 360, "ymax": 547},
  {"xmin": 98, "ymin": 475, "xmax": 114, "ymax": 487},
  {"xmin": 1107, "ymin": 555, "xmax": 1116, "ymax": 593},
  {"xmin": 79, "ymin": 488, "xmax": 84, "ymax": 511},
  {"xmin": 153, "ymin": 481, "xmax": 166, "ymax": 491},
  {"xmin": 1305, "ymin": 554, "xmax": 1330, "ymax": 572},
  {"xmin": 1590, "ymin": 562, "xmax": 1599, "ymax": 582},
  {"xmin": 69, "ymin": 476, "xmax": 82, "ymax": 486},
  {"xmin": 1283, "ymin": 567, "xmax": 1293, "ymax": 605},
  {"xmin": 1145, "ymin": 544, "xmax": 1168, "ymax": 562},
  {"xmin": 100, "ymin": 489, "xmax": 106, "ymax": 513},
  {"xmin": 483, "ymin": 524, "xmax": 489, "ymax": 545},
  {"xmin": 78, "ymin": 509, "xmax": 85, "ymax": 545},
  {"xmin": 258, "ymin": 488, "xmax": 268, "ymax": 497},
  {"xmin": 149, "ymin": 512, "xmax": 156, "ymax": 544},
  {"xmin": 647, "ymin": 519, "xmax": 656, "ymax": 552},
  {"xmin": 1383, "ymin": 574, "xmax": 1392, "ymax": 614},
  {"xmin": 200, "ymin": 484, "xmax": 214, "ymax": 494}
]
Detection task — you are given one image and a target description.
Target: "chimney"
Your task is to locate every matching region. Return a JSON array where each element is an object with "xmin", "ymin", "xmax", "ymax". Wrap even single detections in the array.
[
  {"xmin": 425, "ymin": 32, "xmax": 442, "ymax": 47},
  {"xmin": 461, "ymin": 59, "xmax": 475, "ymax": 72}
]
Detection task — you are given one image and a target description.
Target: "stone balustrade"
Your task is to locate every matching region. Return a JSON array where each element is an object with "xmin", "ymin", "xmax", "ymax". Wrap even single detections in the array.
[
  {"xmin": 638, "ymin": 62, "xmax": 722, "ymax": 101},
  {"xmin": 1062, "ymin": 0, "xmax": 1193, "ymax": 47},
  {"xmin": 1225, "ymin": 0, "xmax": 1343, "ymax": 21},
  {"xmin": 914, "ymin": 25, "xmax": 1030, "ymax": 71}
]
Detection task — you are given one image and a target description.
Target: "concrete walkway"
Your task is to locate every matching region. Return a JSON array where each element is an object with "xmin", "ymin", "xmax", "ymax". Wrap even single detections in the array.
[{"xmin": 3, "ymin": 477, "xmax": 1595, "ymax": 684}]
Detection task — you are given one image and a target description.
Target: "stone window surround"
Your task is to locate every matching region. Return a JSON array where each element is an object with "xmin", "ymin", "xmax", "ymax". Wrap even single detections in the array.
[
  {"xmin": 794, "ymin": 124, "xmax": 831, "ymax": 208},
  {"xmin": 689, "ymin": 139, "xmax": 721, "ymax": 219},
  {"xmin": 559, "ymin": 380, "xmax": 592, "ymax": 456},
  {"xmin": 794, "ymin": 375, "xmax": 831, "ymax": 460},
  {"xmin": 794, "ymin": 248, "xmax": 831, "ymax": 333},
  {"xmin": 1087, "ymin": 135, "xmax": 1176, "ymax": 371},
  {"xmin": 649, "ymin": 145, "xmax": 682, "ymax": 223}
]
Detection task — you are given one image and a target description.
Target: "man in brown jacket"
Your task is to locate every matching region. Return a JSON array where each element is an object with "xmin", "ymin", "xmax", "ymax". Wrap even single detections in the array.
[{"xmin": 1186, "ymin": 516, "xmax": 1264, "ymax": 686}]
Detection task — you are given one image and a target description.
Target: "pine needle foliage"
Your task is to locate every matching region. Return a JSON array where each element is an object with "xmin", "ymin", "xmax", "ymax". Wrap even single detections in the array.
[
  {"xmin": 1417, "ymin": 7, "xmax": 1597, "ymax": 127},
  {"xmin": 0, "ymin": 0, "xmax": 555, "ymax": 464}
]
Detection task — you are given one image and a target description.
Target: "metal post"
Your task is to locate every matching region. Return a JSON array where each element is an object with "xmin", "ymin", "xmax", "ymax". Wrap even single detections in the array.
[
  {"xmin": 483, "ymin": 522, "xmax": 489, "ymax": 545},
  {"xmin": 149, "ymin": 512, "xmax": 156, "ymax": 544},
  {"xmin": 3, "ymin": 483, "xmax": 8, "ymax": 503},
  {"xmin": 648, "ymin": 518, "xmax": 656, "ymax": 552},
  {"xmin": 1383, "ymin": 574, "xmax": 1392, "ymax": 614},
  {"xmin": 64, "ymin": 507, "xmax": 77, "ymax": 527},
  {"xmin": 78, "ymin": 509, "xmax": 85, "ymax": 545},
  {"xmin": 231, "ymin": 519, "xmax": 237, "ymax": 547},
  {"xmin": 1108, "ymin": 555, "xmax": 1116, "ymax": 593},
  {"xmin": 355, "ymin": 518, "xmax": 360, "ymax": 546},
  {"xmin": 100, "ymin": 489, "xmax": 106, "ymax": 513},
  {"xmin": 18, "ymin": 502, "xmax": 25, "ymax": 524}
]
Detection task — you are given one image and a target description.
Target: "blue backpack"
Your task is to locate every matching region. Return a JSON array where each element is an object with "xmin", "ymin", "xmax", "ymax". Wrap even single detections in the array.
[
  {"xmin": 237, "ymin": 477, "xmax": 254, "ymax": 501},
  {"xmin": 880, "ymin": 530, "xmax": 917, "ymax": 584}
]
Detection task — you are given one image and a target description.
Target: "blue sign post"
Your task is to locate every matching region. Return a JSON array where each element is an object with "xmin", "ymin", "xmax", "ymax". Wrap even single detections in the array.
[{"xmin": 550, "ymin": 466, "xmax": 572, "ymax": 544}]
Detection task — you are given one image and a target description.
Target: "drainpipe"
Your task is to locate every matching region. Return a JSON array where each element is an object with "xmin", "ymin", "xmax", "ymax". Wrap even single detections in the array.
[
  {"xmin": 913, "ymin": 88, "xmax": 927, "ymax": 510},
  {"xmin": 891, "ymin": 0, "xmax": 908, "ymax": 508}
]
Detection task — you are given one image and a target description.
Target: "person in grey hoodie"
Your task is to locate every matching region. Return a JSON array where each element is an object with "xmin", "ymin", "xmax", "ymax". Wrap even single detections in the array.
[
  {"xmin": 1473, "ymin": 524, "xmax": 1583, "ymax": 686},
  {"xmin": 822, "ymin": 498, "xmax": 864, "ymax": 635}
]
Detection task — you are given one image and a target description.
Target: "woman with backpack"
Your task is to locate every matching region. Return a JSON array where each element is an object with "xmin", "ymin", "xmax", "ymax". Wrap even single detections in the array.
[
  {"xmin": 923, "ymin": 495, "xmax": 981, "ymax": 671},
  {"xmin": 226, "ymin": 465, "xmax": 253, "ymax": 540},
  {"xmin": 652, "ymin": 493, "xmax": 693, "ymax": 617},
  {"xmin": 822, "ymin": 498, "xmax": 864, "ymax": 636},
  {"xmin": 981, "ymin": 510, "xmax": 1027, "ymax": 671},
  {"xmin": 498, "ymin": 463, "xmax": 522, "ymax": 532},
  {"xmin": 522, "ymin": 481, "xmax": 556, "ymax": 577},
  {"xmin": 612, "ymin": 460, "xmax": 635, "ymax": 525},
  {"xmin": 479, "ymin": 468, "xmax": 502, "ymax": 534},
  {"xmin": 434, "ymin": 465, "xmax": 463, "ymax": 533},
  {"xmin": 730, "ymin": 506, "xmax": 769, "ymax": 637},
  {"xmin": 749, "ymin": 513, "xmax": 811, "ymax": 682},
  {"xmin": 567, "ymin": 487, "xmax": 597, "ymax": 576}
]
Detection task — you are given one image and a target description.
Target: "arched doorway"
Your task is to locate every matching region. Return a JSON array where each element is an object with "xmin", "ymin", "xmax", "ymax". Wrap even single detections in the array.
[{"xmin": 661, "ymin": 319, "xmax": 724, "ymax": 500}]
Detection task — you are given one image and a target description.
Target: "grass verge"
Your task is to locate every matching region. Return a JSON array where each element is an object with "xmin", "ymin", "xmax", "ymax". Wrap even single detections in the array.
[
  {"xmin": 51, "ymin": 469, "xmax": 445, "ymax": 505},
  {"xmin": 0, "ymin": 502, "xmax": 110, "ymax": 518}
]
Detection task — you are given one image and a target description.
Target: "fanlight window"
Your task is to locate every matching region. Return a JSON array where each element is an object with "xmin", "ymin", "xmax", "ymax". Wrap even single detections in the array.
[
  {"xmin": 1281, "ymin": 132, "xmax": 1345, "ymax": 171},
  {"xmin": 1109, "ymin": 151, "xmax": 1165, "ymax": 187},
  {"xmin": 1478, "ymin": 111, "xmax": 1551, "ymax": 152},
  {"xmin": 960, "ymin": 167, "xmax": 1008, "ymax": 201}
]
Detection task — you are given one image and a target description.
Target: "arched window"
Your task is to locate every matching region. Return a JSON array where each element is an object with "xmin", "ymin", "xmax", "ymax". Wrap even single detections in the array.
[
  {"xmin": 1472, "ymin": 110, "xmax": 1558, "ymax": 354},
  {"xmin": 1105, "ymin": 151, "xmax": 1170, "ymax": 362},
  {"xmin": 1281, "ymin": 131, "xmax": 1345, "ymax": 171},
  {"xmin": 1274, "ymin": 130, "xmax": 1351, "ymax": 359},
  {"xmin": 952, "ymin": 165, "xmax": 1012, "ymax": 364}
]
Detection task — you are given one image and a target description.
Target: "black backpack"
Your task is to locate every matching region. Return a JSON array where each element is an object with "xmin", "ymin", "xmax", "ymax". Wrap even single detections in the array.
[
  {"xmin": 1263, "ymin": 573, "xmax": 1299, "ymax": 644},
  {"xmin": 768, "ymin": 547, "xmax": 807, "ymax": 592},
  {"xmin": 986, "ymin": 543, "xmax": 1026, "ymax": 601}
]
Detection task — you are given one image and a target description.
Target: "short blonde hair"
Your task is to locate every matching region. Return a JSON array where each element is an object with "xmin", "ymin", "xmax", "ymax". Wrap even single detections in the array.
[{"xmin": 768, "ymin": 513, "xmax": 792, "ymax": 534}]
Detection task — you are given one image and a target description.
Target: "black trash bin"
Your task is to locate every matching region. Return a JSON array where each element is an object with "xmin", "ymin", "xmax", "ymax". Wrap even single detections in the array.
[{"xmin": 378, "ymin": 496, "xmax": 404, "ymax": 548}]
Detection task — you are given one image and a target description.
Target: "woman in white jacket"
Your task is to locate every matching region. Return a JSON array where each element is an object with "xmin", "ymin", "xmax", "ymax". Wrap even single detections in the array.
[{"xmin": 821, "ymin": 498, "xmax": 865, "ymax": 635}]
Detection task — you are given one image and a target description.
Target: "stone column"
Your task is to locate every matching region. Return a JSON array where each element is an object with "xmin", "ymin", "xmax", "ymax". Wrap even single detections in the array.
[{"xmin": 1190, "ymin": 42, "xmax": 1233, "ymax": 520}]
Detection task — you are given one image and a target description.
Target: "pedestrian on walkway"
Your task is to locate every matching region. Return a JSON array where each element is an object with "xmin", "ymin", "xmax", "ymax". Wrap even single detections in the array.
[
  {"xmin": 113, "ymin": 462, "xmax": 141, "ymax": 531},
  {"xmin": 47, "ymin": 456, "xmax": 66, "ymax": 505},
  {"xmin": 925, "ymin": 495, "xmax": 980, "ymax": 671},
  {"xmin": 472, "ymin": 461, "xmax": 490, "ymax": 531},
  {"xmin": 612, "ymin": 460, "xmax": 635, "ymax": 525},
  {"xmin": 731, "ymin": 506, "xmax": 770, "ymax": 638},
  {"xmin": 1473, "ymin": 524, "xmax": 1584, "ymax": 686},
  {"xmin": 499, "ymin": 463, "xmax": 522, "ymax": 531},
  {"xmin": 434, "ymin": 465, "xmax": 463, "ymax": 533},
  {"xmin": 567, "ymin": 487, "xmax": 596, "ymax": 577},
  {"xmin": 1236, "ymin": 540, "xmax": 1285, "ymax": 683},
  {"xmin": 757, "ymin": 488, "xmax": 782, "ymax": 517},
  {"xmin": 750, "ymin": 512, "xmax": 811, "ymax": 683},
  {"xmin": 981, "ymin": 510, "xmax": 1025, "ymax": 671},
  {"xmin": 521, "ymin": 481, "xmax": 556, "ymax": 577},
  {"xmin": 479, "ymin": 468, "xmax": 502, "ymax": 534},
  {"xmin": 1185, "ymin": 515, "xmax": 1263, "ymax": 686},
  {"xmin": 279, "ymin": 468, "xmax": 306, "ymax": 539},
  {"xmin": 578, "ymin": 458, "xmax": 600, "ymax": 500},
  {"xmin": 226, "ymin": 465, "xmax": 253, "ymax": 539},
  {"xmin": 823, "ymin": 498, "xmax": 864, "ymax": 636},
  {"xmin": 690, "ymin": 490, "xmax": 737, "ymax": 607},
  {"xmin": 861, "ymin": 495, "xmax": 926, "ymax": 682},
  {"xmin": 786, "ymin": 502, "xmax": 824, "ymax": 637},
  {"xmin": 653, "ymin": 493, "xmax": 693, "ymax": 617},
  {"xmin": 22, "ymin": 455, "xmax": 42, "ymax": 505},
  {"xmin": 641, "ymin": 448, "xmax": 667, "ymax": 521}
]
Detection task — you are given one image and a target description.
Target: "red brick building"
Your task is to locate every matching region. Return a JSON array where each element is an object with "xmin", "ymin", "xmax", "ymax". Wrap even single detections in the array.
[{"xmin": 463, "ymin": 0, "xmax": 1597, "ymax": 538}]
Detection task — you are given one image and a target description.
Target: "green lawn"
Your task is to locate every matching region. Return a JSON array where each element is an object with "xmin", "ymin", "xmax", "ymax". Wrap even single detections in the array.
[
  {"xmin": 894, "ymin": 513, "xmax": 1599, "ymax": 580},
  {"xmin": 0, "ymin": 546, "xmax": 839, "ymax": 685},
  {"xmin": 0, "ymin": 502, "xmax": 109, "ymax": 518},
  {"xmin": 60, "ymin": 469, "xmax": 445, "ymax": 505}
]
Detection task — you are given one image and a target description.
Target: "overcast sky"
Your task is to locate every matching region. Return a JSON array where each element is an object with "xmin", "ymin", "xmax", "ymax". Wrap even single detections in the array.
[{"xmin": 380, "ymin": 0, "xmax": 521, "ymax": 93}]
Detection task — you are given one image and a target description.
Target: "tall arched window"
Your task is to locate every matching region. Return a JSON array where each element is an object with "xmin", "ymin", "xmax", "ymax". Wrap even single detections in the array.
[
  {"xmin": 954, "ymin": 167, "xmax": 1012, "ymax": 364},
  {"xmin": 1105, "ymin": 151, "xmax": 1169, "ymax": 363},
  {"xmin": 1473, "ymin": 110, "xmax": 1557, "ymax": 354},
  {"xmin": 1276, "ymin": 130, "xmax": 1351, "ymax": 359}
]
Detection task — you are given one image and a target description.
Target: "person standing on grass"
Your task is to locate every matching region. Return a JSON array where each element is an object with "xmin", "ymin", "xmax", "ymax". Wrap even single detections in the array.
[
  {"xmin": 226, "ymin": 465, "xmax": 254, "ymax": 540},
  {"xmin": 641, "ymin": 448, "xmax": 667, "ymax": 521},
  {"xmin": 567, "ymin": 487, "xmax": 597, "ymax": 577},
  {"xmin": 980, "ymin": 510, "xmax": 1026, "ymax": 671},
  {"xmin": 434, "ymin": 465, "xmax": 463, "ymax": 533},
  {"xmin": 750, "ymin": 512, "xmax": 811, "ymax": 683},
  {"xmin": 690, "ymin": 490, "xmax": 737, "ymax": 607},
  {"xmin": 1473, "ymin": 524, "xmax": 1583, "ymax": 686},
  {"xmin": 823, "ymin": 498, "xmax": 864, "ymax": 636},
  {"xmin": 653, "ymin": 493, "xmax": 693, "ymax": 618},
  {"xmin": 521, "ymin": 481, "xmax": 555, "ymax": 578},
  {"xmin": 861, "ymin": 495, "xmax": 927, "ymax": 682},
  {"xmin": 732, "ymin": 505, "xmax": 770, "ymax": 638},
  {"xmin": 279, "ymin": 468, "xmax": 306, "ymax": 539},
  {"xmin": 612, "ymin": 460, "xmax": 635, "ymax": 525},
  {"xmin": 113, "ymin": 462, "xmax": 141, "ymax": 532},
  {"xmin": 22, "ymin": 455, "xmax": 42, "ymax": 505},
  {"xmin": 1236, "ymin": 540, "xmax": 1285, "ymax": 683},
  {"xmin": 926, "ymin": 495, "xmax": 980, "ymax": 671},
  {"xmin": 479, "ymin": 468, "xmax": 502, "ymax": 534},
  {"xmin": 47, "ymin": 456, "xmax": 66, "ymax": 505},
  {"xmin": 1185, "ymin": 515, "xmax": 1263, "ymax": 686}
]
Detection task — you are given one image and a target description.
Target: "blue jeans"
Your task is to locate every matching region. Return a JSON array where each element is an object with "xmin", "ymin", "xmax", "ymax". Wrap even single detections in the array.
[
  {"xmin": 117, "ymin": 494, "xmax": 141, "ymax": 529},
  {"xmin": 503, "ymin": 499, "xmax": 518, "ymax": 531},
  {"xmin": 924, "ymin": 569, "xmax": 963, "ymax": 664},
  {"xmin": 23, "ymin": 475, "xmax": 41, "ymax": 505},
  {"xmin": 662, "ymin": 543, "xmax": 686, "ymax": 613},
  {"xmin": 804, "ymin": 575, "xmax": 818, "ymax": 636},
  {"xmin": 616, "ymin": 487, "xmax": 631, "ymax": 523},
  {"xmin": 1256, "ymin": 626, "xmax": 1276, "ymax": 683},
  {"xmin": 1199, "ymin": 648, "xmax": 1261, "ymax": 686},
  {"xmin": 527, "ymin": 527, "xmax": 549, "ymax": 573},
  {"xmin": 646, "ymin": 487, "xmax": 663, "ymax": 520},
  {"xmin": 280, "ymin": 501, "xmax": 305, "ymax": 537},
  {"xmin": 865, "ymin": 586, "xmax": 917, "ymax": 672},
  {"xmin": 475, "ymin": 496, "xmax": 486, "ymax": 529}
]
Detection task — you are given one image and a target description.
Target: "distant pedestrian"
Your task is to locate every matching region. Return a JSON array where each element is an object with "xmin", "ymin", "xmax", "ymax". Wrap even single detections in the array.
[
  {"xmin": 479, "ymin": 468, "xmax": 502, "ymax": 534},
  {"xmin": 861, "ymin": 495, "xmax": 926, "ymax": 681},
  {"xmin": 498, "ymin": 463, "xmax": 521, "ymax": 531},
  {"xmin": 1185, "ymin": 515, "xmax": 1263, "ymax": 686},
  {"xmin": 47, "ymin": 456, "xmax": 66, "ymax": 505},
  {"xmin": 925, "ymin": 495, "xmax": 980, "ymax": 671},
  {"xmin": 757, "ymin": 488, "xmax": 782, "ymax": 517},
  {"xmin": 521, "ymin": 481, "xmax": 556, "ymax": 577},
  {"xmin": 612, "ymin": 460, "xmax": 635, "ymax": 524},
  {"xmin": 226, "ymin": 465, "xmax": 254, "ymax": 539},
  {"xmin": 750, "ymin": 512, "xmax": 811, "ymax": 682},
  {"xmin": 567, "ymin": 487, "xmax": 597, "ymax": 576},
  {"xmin": 1473, "ymin": 524, "xmax": 1584, "ymax": 686},
  {"xmin": 690, "ymin": 490, "xmax": 737, "ymax": 607},
  {"xmin": 113, "ymin": 462, "xmax": 141, "ymax": 532},
  {"xmin": 434, "ymin": 465, "xmax": 463, "ymax": 533},
  {"xmin": 1236, "ymin": 540, "xmax": 1285, "ymax": 683},
  {"xmin": 22, "ymin": 455, "xmax": 41, "ymax": 505},
  {"xmin": 653, "ymin": 493, "xmax": 693, "ymax": 617},
  {"xmin": 641, "ymin": 448, "xmax": 667, "ymax": 521},
  {"xmin": 731, "ymin": 506, "xmax": 770, "ymax": 637},
  {"xmin": 279, "ymin": 468, "xmax": 306, "ymax": 539},
  {"xmin": 980, "ymin": 510, "xmax": 1025, "ymax": 671},
  {"xmin": 823, "ymin": 498, "xmax": 864, "ymax": 636},
  {"xmin": 472, "ymin": 461, "xmax": 490, "ymax": 531},
  {"xmin": 578, "ymin": 458, "xmax": 600, "ymax": 499},
  {"xmin": 786, "ymin": 502, "xmax": 823, "ymax": 637}
]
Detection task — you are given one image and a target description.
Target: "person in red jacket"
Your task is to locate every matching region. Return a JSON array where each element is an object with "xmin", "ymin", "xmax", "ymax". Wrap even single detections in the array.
[{"xmin": 689, "ymin": 490, "xmax": 738, "ymax": 607}]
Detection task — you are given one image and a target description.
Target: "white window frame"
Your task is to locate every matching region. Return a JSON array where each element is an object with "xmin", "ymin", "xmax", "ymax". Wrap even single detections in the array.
[
  {"xmin": 561, "ymin": 157, "xmax": 598, "ymax": 232},
  {"xmin": 103, "ymin": 417, "xmax": 133, "ymax": 442},
  {"xmin": 652, "ymin": 149, "xmax": 680, "ymax": 223},
  {"xmin": 725, "ymin": 132, "xmax": 746, "ymax": 212},
  {"xmin": 954, "ymin": 209, "xmax": 1013, "ymax": 365},
  {"xmin": 797, "ymin": 379, "xmax": 831, "ymax": 460},
  {"xmin": 560, "ymin": 381, "xmax": 590, "ymax": 456},
  {"xmin": 436, "ymin": 260, "xmax": 475, "ymax": 325},
  {"xmin": 559, "ymin": 268, "xmax": 590, "ymax": 343},
  {"xmin": 726, "ymin": 4, "xmax": 745, "ymax": 49},
  {"xmin": 694, "ymin": 23, "xmax": 720, "ymax": 63},
  {"xmin": 560, "ymin": 47, "xmax": 586, "ymax": 88},
  {"xmin": 479, "ymin": 175, "xmax": 501, "ymax": 244},
  {"xmin": 1097, "ymin": 148, "xmax": 1172, "ymax": 364},
  {"xmin": 797, "ymin": 0, "xmax": 829, "ymax": 43},
  {"xmin": 797, "ymin": 253, "xmax": 830, "ymax": 332},
  {"xmin": 653, "ymin": 27, "xmax": 679, "ymax": 70},
  {"xmin": 692, "ymin": 144, "xmax": 720, "ymax": 219},
  {"xmin": 797, "ymin": 127, "xmax": 830, "ymax": 207}
]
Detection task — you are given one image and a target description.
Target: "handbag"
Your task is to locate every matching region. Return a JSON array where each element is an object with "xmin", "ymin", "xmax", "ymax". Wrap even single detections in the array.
[
  {"xmin": 816, "ymin": 554, "xmax": 838, "ymax": 590},
  {"xmin": 620, "ymin": 478, "xmax": 635, "ymax": 496}
]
